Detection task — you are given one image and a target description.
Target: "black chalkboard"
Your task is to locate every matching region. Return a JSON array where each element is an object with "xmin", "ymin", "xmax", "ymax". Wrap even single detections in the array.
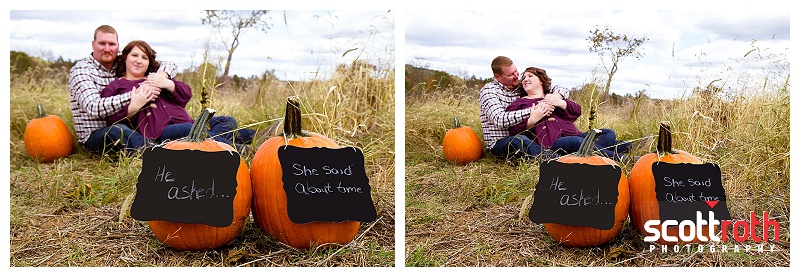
[
  {"xmin": 652, "ymin": 163, "xmax": 731, "ymax": 222},
  {"xmin": 130, "ymin": 147, "xmax": 240, "ymax": 227},
  {"xmin": 529, "ymin": 161, "xmax": 621, "ymax": 230},
  {"xmin": 278, "ymin": 145, "xmax": 377, "ymax": 224}
]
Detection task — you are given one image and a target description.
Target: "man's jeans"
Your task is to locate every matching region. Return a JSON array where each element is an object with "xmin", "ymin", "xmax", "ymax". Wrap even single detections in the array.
[
  {"xmin": 582, "ymin": 128, "xmax": 630, "ymax": 157},
  {"xmin": 205, "ymin": 116, "xmax": 255, "ymax": 145},
  {"xmin": 490, "ymin": 134, "xmax": 545, "ymax": 159},
  {"xmin": 550, "ymin": 128, "xmax": 631, "ymax": 158},
  {"xmin": 83, "ymin": 124, "xmax": 147, "ymax": 154},
  {"xmin": 82, "ymin": 116, "xmax": 256, "ymax": 154},
  {"xmin": 490, "ymin": 128, "xmax": 630, "ymax": 160},
  {"xmin": 158, "ymin": 116, "xmax": 255, "ymax": 145}
]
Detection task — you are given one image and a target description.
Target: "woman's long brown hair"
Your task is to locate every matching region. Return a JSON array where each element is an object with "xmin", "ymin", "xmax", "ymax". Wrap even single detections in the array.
[
  {"xmin": 114, "ymin": 40, "xmax": 161, "ymax": 78},
  {"xmin": 518, "ymin": 66, "xmax": 552, "ymax": 97}
]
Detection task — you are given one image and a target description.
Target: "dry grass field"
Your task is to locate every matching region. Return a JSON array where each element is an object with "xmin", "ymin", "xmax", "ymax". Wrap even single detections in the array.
[
  {"xmin": 9, "ymin": 60, "xmax": 396, "ymax": 267},
  {"xmin": 404, "ymin": 60, "xmax": 790, "ymax": 266}
]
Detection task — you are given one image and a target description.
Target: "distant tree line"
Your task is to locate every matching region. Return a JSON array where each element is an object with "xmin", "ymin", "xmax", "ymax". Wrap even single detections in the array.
[
  {"xmin": 11, "ymin": 51, "xmax": 75, "ymax": 76},
  {"xmin": 405, "ymin": 64, "xmax": 492, "ymax": 98},
  {"xmin": 10, "ymin": 50, "xmax": 383, "ymax": 90}
]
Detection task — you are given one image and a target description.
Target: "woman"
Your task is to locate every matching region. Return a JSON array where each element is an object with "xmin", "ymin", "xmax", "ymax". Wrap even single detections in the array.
[
  {"xmin": 505, "ymin": 67, "xmax": 630, "ymax": 159},
  {"xmin": 101, "ymin": 40, "xmax": 252, "ymax": 145}
]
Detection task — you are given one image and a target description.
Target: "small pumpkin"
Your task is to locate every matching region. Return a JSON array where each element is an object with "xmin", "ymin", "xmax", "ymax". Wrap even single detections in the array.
[
  {"xmin": 24, "ymin": 103, "xmax": 74, "ymax": 162},
  {"xmin": 442, "ymin": 116, "xmax": 483, "ymax": 165},
  {"xmin": 147, "ymin": 108, "xmax": 252, "ymax": 251},
  {"xmin": 250, "ymin": 97, "xmax": 359, "ymax": 249},
  {"xmin": 542, "ymin": 129, "xmax": 630, "ymax": 247},
  {"xmin": 629, "ymin": 122, "xmax": 706, "ymax": 245}
]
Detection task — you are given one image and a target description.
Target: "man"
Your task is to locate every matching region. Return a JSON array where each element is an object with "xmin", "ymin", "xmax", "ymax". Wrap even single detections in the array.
[
  {"xmin": 479, "ymin": 56, "xmax": 558, "ymax": 160},
  {"xmin": 69, "ymin": 25, "xmax": 177, "ymax": 154}
]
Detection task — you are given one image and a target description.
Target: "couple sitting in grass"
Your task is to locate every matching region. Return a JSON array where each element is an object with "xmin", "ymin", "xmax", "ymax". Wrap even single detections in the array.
[
  {"xmin": 479, "ymin": 56, "xmax": 631, "ymax": 161},
  {"xmin": 68, "ymin": 25, "xmax": 254, "ymax": 156},
  {"xmin": 100, "ymin": 40, "xmax": 253, "ymax": 148}
]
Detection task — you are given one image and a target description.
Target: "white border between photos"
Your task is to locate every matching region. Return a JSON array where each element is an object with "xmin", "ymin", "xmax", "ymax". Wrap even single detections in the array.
[{"xmin": 3, "ymin": 0, "xmax": 798, "ymax": 274}]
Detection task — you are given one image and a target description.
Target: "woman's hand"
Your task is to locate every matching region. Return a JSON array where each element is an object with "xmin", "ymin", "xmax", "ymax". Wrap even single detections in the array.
[
  {"xmin": 535, "ymin": 101, "xmax": 554, "ymax": 117},
  {"xmin": 127, "ymin": 83, "xmax": 159, "ymax": 118},
  {"xmin": 527, "ymin": 102, "xmax": 554, "ymax": 128},
  {"xmin": 128, "ymin": 85, "xmax": 149, "ymax": 116}
]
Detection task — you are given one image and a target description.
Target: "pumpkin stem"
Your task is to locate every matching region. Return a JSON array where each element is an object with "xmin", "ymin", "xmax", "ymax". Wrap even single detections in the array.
[
  {"xmin": 36, "ymin": 103, "xmax": 46, "ymax": 118},
  {"xmin": 656, "ymin": 121, "xmax": 677, "ymax": 154},
  {"xmin": 452, "ymin": 116, "xmax": 461, "ymax": 129},
  {"xmin": 576, "ymin": 129, "xmax": 601, "ymax": 157},
  {"xmin": 283, "ymin": 96, "xmax": 307, "ymax": 140},
  {"xmin": 184, "ymin": 108, "xmax": 216, "ymax": 142}
]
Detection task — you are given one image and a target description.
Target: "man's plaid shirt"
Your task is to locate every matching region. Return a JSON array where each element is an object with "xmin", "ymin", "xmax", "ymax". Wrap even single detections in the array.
[
  {"xmin": 479, "ymin": 79, "xmax": 530, "ymax": 150},
  {"xmin": 68, "ymin": 56, "xmax": 176, "ymax": 143}
]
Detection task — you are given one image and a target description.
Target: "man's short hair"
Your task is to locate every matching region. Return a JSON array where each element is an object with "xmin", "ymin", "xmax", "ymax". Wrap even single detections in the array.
[
  {"xmin": 491, "ymin": 56, "xmax": 513, "ymax": 75},
  {"xmin": 94, "ymin": 25, "xmax": 117, "ymax": 41}
]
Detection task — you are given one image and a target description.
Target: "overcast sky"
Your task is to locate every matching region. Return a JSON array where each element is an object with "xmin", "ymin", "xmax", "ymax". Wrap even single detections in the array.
[
  {"xmin": 405, "ymin": 10, "xmax": 789, "ymax": 99},
  {"xmin": 9, "ymin": 10, "xmax": 395, "ymax": 81},
  {"xmin": 7, "ymin": 8, "xmax": 790, "ymax": 99}
]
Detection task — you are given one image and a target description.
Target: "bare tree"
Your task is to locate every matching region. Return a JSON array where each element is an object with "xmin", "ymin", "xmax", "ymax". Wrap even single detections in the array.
[
  {"xmin": 586, "ymin": 25, "xmax": 648, "ymax": 127},
  {"xmin": 202, "ymin": 10, "xmax": 271, "ymax": 80}
]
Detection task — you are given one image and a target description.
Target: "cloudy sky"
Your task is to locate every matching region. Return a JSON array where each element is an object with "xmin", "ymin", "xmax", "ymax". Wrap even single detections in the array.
[
  {"xmin": 6, "ymin": 7, "xmax": 790, "ymax": 99},
  {"xmin": 9, "ymin": 10, "xmax": 395, "ymax": 81},
  {"xmin": 405, "ymin": 10, "xmax": 789, "ymax": 99}
]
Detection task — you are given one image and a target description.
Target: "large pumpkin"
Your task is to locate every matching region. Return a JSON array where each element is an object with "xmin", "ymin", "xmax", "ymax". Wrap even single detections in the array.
[
  {"xmin": 147, "ymin": 108, "xmax": 252, "ymax": 251},
  {"xmin": 542, "ymin": 129, "xmax": 630, "ymax": 247},
  {"xmin": 629, "ymin": 122, "xmax": 706, "ymax": 245},
  {"xmin": 250, "ymin": 97, "xmax": 359, "ymax": 249},
  {"xmin": 442, "ymin": 116, "xmax": 483, "ymax": 165},
  {"xmin": 24, "ymin": 103, "xmax": 74, "ymax": 162}
]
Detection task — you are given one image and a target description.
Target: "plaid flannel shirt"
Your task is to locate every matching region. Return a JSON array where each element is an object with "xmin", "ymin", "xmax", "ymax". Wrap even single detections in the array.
[
  {"xmin": 68, "ymin": 55, "xmax": 177, "ymax": 143},
  {"xmin": 479, "ymin": 79, "xmax": 530, "ymax": 150}
]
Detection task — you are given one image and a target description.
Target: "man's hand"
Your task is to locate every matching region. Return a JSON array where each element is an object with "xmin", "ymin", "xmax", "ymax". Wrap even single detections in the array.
[
  {"xmin": 542, "ymin": 93, "xmax": 567, "ymax": 110},
  {"xmin": 144, "ymin": 72, "xmax": 175, "ymax": 93}
]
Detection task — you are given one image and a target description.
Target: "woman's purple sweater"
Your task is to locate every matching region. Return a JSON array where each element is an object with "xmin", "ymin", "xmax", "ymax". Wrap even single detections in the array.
[
  {"xmin": 101, "ymin": 78, "xmax": 193, "ymax": 140},
  {"xmin": 505, "ymin": 97, "xmax": 582, "ymax": 148}
]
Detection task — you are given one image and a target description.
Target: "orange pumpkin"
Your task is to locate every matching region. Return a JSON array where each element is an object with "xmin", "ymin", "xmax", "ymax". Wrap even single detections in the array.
[
  {"xmin": 147, "ymin": 108, "xmax": 252, "ymax": 251},
  {"xmin": 442, "ymin": 116, "xmax": 483, "ymax": 165},
  {"xmin": 24, "ymin": 103, "xmax": 74, "ymax": 162},
  {"xmin": 250, "ymin": 97, "xmax": 359, "ymax": 249},
  {"xmin": 542, "ymin": 129, "xmax": 630, "ymax": 247},
  {"xmin": 629, "ymin": 122, "xmax": 706, "ymax": 245}
]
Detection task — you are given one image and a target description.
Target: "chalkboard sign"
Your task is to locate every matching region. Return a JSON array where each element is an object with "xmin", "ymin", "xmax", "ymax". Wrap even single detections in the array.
[
  {"xmin": 278, "ymin": 145, "xmax": 377, "ymax": 224},
  {"xmin": 130, "ymin": 147, "xmax": 240, "ymax": 227},
  {"xmin": 652, "ymin": 163, "xmax": 731, "ymax": 222},
  {"xmin": 529, "ymin": 161, "xmax": 621, "ymax": 230}
]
